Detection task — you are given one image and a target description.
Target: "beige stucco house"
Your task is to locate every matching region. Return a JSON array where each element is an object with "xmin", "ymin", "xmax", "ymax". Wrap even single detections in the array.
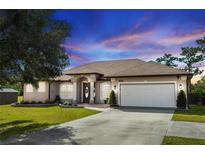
[{"xmin": 24, "ymin": 59, "xmax": 193, "ymax": 108}]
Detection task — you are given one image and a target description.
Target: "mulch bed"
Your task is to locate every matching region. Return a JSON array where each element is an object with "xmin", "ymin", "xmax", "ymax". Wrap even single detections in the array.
[{"xmin": 59, "ymin": 104, "xmax": 84, "ymax": 108}]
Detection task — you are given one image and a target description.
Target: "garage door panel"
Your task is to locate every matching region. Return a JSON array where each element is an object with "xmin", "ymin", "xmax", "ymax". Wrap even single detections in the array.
[{"xmin": 120, "ymin": 83, "xmax": 176, "ymax": 108}]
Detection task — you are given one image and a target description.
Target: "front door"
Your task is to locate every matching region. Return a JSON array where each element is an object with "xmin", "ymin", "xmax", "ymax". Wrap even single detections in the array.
[{"xmin": 83, "ymin": 82, "xmax": 90, "ymax": 103}]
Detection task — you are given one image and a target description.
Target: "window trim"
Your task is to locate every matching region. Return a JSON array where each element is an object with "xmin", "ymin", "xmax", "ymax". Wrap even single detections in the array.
[
  {"xmin": 37, "ymin": 82, "xmax": 46, "ymax": 92},
  {"xmin": 26, "ymin": 84, "xmax": 33, "ymax": 93},
  {"xmin": 100, "ymin": 82, "xmax": 111, "ymax": 100}
]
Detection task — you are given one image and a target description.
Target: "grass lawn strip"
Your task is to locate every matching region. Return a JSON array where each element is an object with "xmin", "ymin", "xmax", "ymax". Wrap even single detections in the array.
[
  {"xmin": 172, "ymin": 105, "xmax": 205, "ymax": 122},
  {"xmin": 162, "ymin": 136, "xmax": 205, "ymax": 145},
  {"xmin": 0, "ymin": 105, "xmax": 100, "ymax": 140}
]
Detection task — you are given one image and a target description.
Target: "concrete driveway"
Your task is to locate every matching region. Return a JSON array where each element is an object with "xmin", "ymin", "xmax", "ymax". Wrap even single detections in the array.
[{"xmin": 2, "ymin": 108, "xmax": 174, "ymax": 145}]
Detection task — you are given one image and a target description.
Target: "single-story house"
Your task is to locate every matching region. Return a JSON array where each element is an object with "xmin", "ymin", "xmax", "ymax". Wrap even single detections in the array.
[
  {"xmin": 24, "ymin": 59, "xmax": 193, "ymax": 108},
  {"xmin": 0, "ymin": 88, "xmax": 18, "ymax": 105}
]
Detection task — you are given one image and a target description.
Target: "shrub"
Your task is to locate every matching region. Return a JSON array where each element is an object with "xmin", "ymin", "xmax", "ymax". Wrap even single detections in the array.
[
  {"xmin": 54, "ymin": 95, "xmax": 61, "ymax": 104},
  {"xmin": 108, "ymin": 90, "xmax": 117, "ymax": 106},
  {"xmin": 177, "ymin": 90, "xmax": 187, "ymax": 109},
  {"xmin": 64, "ymin": 101, "xmax": 73, "ymax": 105},
  {"xmin": 44, "ymin": 100, "xmax": 50, "ymax": 104},
  {"xmin": 104, "ymin": 98, "xmax": 109, "ymax": 104},
  {"xmin": 55, "ymin": 95, "xmax": 61, "ymax": 101},
  {"xmin": 22, "ymin": 101, "xmax": 29, "ymax": 104},
  {"xmin": 192, "ymin": 77, "xmax": 205, "ymax": 104},
  {"xmin": 31, "ymin": 100, "xmax": 37, "ymax": 104}
]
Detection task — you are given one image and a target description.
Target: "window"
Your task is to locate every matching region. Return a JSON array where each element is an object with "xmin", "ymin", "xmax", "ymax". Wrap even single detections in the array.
[
  {"xmin": 100, "ymin": 82, "xmax": 111, "ymax": 100},
  {"xmin": 60, "ymin": 83, "xmax": 73, "ymax": 99},
  {"xmin": 38, "ymin": 82, "xmax": 46, "ymax": 92},
  {"xmin": 26, "ymin": 84, "xmax": 33, "ymax": 92}
]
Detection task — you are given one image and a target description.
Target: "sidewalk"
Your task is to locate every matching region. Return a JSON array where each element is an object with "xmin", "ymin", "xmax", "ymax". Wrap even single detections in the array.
[{"xmin": 166, "ymin": 121, "xmax": 205, "ymax": 139}]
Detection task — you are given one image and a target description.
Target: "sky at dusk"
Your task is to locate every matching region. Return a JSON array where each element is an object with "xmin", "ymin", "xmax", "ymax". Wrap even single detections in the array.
[{"xmin": 53, "ymin": 10, "xmax": 205, "ymax": 68}]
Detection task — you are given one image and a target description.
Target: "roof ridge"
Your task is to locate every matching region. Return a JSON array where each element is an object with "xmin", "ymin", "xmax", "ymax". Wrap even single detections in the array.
[
  {"xmin": 64, "ymin": 58, "xmax": 145, "ymax": 73},
  {"xmin": 148, "ymin": 61, "xmax": 189, "ymax": 73},
  {"xmin": 92, "ymin": 58, "xmax": 144, "ymax": 63}
]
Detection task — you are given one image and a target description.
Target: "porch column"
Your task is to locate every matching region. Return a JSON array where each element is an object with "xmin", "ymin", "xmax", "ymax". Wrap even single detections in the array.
[
  {"xmin": 90, "ymin": 81, "xmax": 95, "ymax": 104},
  {"xmin": 73, "ymin": 81, "xmax": 78, "ymax": 103}
]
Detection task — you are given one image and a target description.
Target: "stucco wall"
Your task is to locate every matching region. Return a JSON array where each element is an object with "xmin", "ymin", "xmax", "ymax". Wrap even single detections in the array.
[
  {"xmin": 50, "ymin": 82, "xmax": 60, "ymax": 101},
  {"xmin": 95, "ymin": 81, "xmax": 112, "ymax": 103},
  {"xmin": 24, "ymin": 82, "xmax": 49, "ymax": 102},
  {"xmin": 110, "ymin": 75, "xmax": 188, "ymax": 105},
  {"xmin": 23, "ymin": 75, "xmax": 189, "ymax": 105}
]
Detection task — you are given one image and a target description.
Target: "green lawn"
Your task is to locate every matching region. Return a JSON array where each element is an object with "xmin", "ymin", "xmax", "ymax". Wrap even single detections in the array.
[
  {"xmin": 0, "ymin": 105, "xmax": 100, "ymax": 140},
  {"xmin": 172, "ymin": 105, "xmax": 205, "ymax": 122},
  {"xmin": 162, "ymin": 136, "xmax": 205, "ymax": 145}
]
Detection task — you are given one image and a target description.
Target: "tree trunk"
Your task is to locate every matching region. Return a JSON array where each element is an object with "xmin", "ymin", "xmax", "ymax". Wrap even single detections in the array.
[{"xmin": 20, "ymin": 81, "xmax": 24, "ymax": 96}]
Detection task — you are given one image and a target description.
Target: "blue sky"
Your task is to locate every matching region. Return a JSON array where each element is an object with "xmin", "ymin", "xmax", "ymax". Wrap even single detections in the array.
[{"xmin": 53, "ymin": 10, "xmax": 205, "ymax": 67}]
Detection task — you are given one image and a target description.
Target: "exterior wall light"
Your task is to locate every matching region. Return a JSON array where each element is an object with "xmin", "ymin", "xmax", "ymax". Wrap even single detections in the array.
[
  {"xmin": 114, "ymin": 85, "xmax": 117, "ymax": 89},
  {"xmin": 179, "ymin": 83, "xmax": 183, "ymax": 90}
]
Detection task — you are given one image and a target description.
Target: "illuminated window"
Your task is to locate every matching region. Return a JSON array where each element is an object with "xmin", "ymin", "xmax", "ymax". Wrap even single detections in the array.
[
  {"xmin": 38, "ymin": 82, "xmax": 46, "ymax": 92},
  {"xmin": 100, "ymin": 82, "xmax": 111, "ymax": 100},
  {"xmin": 26, "ymin": 84, "xmax": 33, "ymax": 92}
]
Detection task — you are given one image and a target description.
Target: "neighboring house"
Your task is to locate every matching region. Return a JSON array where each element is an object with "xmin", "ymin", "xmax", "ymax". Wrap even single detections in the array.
[
  {"xmin": 0, "ymin": 88, "xmax": 18, "ymax": 105},
  {"xmin": 24, "ymin": 59, "xmax": 193, "ymax": 108}
]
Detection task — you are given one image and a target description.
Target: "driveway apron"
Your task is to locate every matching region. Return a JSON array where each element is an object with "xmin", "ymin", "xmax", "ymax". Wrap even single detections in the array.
[{"xmin": 1, "ymin": 108, "xmax": 174, "ymax": 145}]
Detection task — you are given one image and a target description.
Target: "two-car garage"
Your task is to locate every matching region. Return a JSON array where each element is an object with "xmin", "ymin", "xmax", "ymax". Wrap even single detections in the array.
[{"xmin": 119, "ymin": 82, "xmax": 177, "ymax": 108}]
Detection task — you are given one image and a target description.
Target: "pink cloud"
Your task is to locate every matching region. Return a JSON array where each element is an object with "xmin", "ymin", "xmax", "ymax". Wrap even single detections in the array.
[
  {"xmin": 95, "ymin": 29, "xmax": 157, "ymax": 53},
  {"xmin": 159, "ymin": 28, "xmax": 205, "ymax": 45},
  {"xmin": 136, "ymin": 49, "xmax": 180, "ymax": 61},
  {"xmin": 94, "ymin": 14, "xmax": 157, "ymax": 51}
]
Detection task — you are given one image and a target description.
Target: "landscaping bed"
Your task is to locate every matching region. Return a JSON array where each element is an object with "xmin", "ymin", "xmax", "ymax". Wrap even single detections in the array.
[
  {"xmin": 172, "ymin": 105, "xmax": 205, "ymax": 122},
  {"xmin": 11, "ymin": 103, "xmax": 58, "ymax": 107},
  {"xmin": 0, "ymin": 105, "xmax": 100, "ymax": 140},
  {"xmin": 59, "ymin": 104, "xmax": 84, "ymax": 108}
]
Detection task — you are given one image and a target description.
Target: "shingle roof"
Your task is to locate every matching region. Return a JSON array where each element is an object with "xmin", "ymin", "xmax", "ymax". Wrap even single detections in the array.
[{"xmin": 64, "ymin": 59, "xmax": 192, "ymax": 77}]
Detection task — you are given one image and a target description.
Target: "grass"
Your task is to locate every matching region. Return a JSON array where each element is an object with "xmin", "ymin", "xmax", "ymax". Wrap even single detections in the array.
[
  {"xmin": 0, "ymin": 105, "xmax": 100, "ymax": 140},
  {"xmin": 162, "ymin": 136, "xmax": 205, "ymax": 145},
  {"xmin": 172, "ymin": 105, "xmax": 205, "ymax": 122}
]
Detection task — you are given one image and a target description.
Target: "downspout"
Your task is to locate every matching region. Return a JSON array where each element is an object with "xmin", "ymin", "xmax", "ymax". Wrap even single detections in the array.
[{"xmin": 48, "ymin": 81, "xmax": 51, "ymax": 101}]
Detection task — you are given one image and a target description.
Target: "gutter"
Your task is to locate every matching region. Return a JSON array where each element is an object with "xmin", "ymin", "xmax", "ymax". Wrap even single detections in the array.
[{"xmin": 105, "ymin": 73, "xmax": 193, "ymax": 78}]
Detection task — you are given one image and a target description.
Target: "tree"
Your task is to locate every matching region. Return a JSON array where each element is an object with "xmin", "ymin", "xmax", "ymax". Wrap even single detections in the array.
[
  {"xmin": 179, "ymin": 47, "xmax": 204, "ymax": 75},
  {"xmin": 192, "ymin": 77, "xmax": 205, "ymax": 104},
  {"xmin": 0, "ymin": 10, "xmax": 71, "ymax": 87},
  {"xmin": 177, "ymin": 90, "xmax": 187, "ymax": 109},
  {"xmin": 109, "ymin": 90, "xmax": 117, "ymax": 106},
  {"xmin": 155, "ymin": 53, "xmax": 178, "ymax": 67},
  {"xmin": 197, "ymin": 37, "xmax": 205, "ymax": 58}
]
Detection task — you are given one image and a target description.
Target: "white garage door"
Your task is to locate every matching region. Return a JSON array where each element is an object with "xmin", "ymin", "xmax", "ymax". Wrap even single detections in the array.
[{"xmin": 120, "ymin": 83, "xmax": 176, "ymax": 108}]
